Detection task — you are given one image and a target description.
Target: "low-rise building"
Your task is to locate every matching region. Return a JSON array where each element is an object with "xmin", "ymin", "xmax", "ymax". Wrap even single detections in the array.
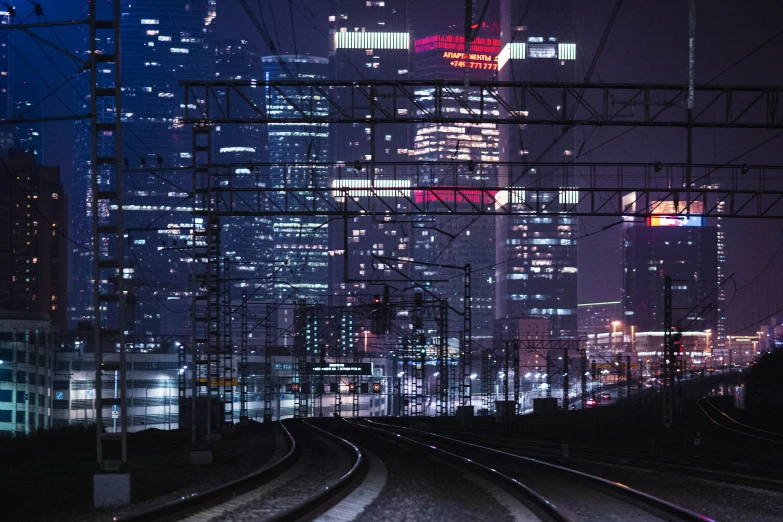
[{"xmin": 0, "ymin": 311, "xmax": 54, "ymax": 436}]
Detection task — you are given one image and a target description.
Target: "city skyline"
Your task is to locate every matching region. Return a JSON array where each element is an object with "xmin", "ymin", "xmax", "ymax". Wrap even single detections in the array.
[
  {"xmin": 2, "ymin": 6, "xmax": 783, "ymax": 516},
  {"xmin": 0, "ymin": 0, "xmax": 781, "ymax": 340}
]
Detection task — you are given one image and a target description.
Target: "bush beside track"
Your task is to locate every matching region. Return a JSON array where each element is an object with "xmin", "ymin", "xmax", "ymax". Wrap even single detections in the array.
[{"xmin": 0, "ymin": 421, "xmax": 278, "ymax": 522}]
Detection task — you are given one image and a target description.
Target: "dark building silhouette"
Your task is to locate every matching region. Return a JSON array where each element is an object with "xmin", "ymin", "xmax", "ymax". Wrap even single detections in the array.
[{"xmin": 0, "ymin": 149, "xmax": 67, "ymax": 328}]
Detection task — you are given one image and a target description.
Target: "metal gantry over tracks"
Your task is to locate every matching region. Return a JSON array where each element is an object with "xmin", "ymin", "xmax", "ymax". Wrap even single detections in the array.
[{"xmin": 179, "ymin": 79, "xmax": 783, "ymax": 129}]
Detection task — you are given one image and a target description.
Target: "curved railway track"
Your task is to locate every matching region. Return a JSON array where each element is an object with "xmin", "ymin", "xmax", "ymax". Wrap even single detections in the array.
[
  {"xmin": 697, "ymin": 397, "xmax": 783, "ymax": 444},
  {"xmin": 436, "ymin": 425, "xmax": 783, "ymax": 492},
  {"xmin": 355, "ymin": 418, "xmax": 714, "ymax": 522},
  {"xmin": 115, "ymin": 419, "xmax": 362, "ymax": 522}
]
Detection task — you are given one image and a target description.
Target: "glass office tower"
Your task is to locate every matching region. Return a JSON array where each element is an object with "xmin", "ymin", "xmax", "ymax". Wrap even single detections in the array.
[
  {"xmin": 495, "ymin": 0, "xmax": 578, "ymax": 337},
  {"xmin": 263, "ymin": 55, "xmax": 330, "ymax": 303},
  {"xmin": 69, "ymin": 0, "xmax": 216, "ymax": 334}
]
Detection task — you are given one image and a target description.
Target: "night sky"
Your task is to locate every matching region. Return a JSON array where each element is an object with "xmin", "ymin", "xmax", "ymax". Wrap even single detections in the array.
[{"xmin": 22, "ymin": 0, "xmax": 783, "ymax": 335}]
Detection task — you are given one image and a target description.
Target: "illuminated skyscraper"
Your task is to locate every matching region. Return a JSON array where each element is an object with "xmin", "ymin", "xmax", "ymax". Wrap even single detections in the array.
[
  {"xmin": 495, "ymin": 0, "xmax": 578, "ymax": 337},
  {"xmin": 263, "ymin": 55, "xmax": 330, "ymax": 303},
  {"xmin": 12, "ymin": 82, "xmax": 44, "ymax": 163},
  {"xmin": 328, "ymin": 0, "xmax": 413, "ymax": 169},
  {"xmin": 0, "ymin": 10, "xmax": 13, "ymax": 151},
  {"xmin": 408, "ymin": 32, "xmax": 502, "ymax": 341},
  {"xmin": 621, "ymin": 200, "xmax": 718, "ymax": 335},
  {"xmin": 69, "ymin": 1, "xmax": 217, "ymax": 334},
  {"xmin": 326, "ymin": 1, "xmax": 414, "ymax": 310},
  {"xmin": 212, "ymin": 39, "xmax": 273, "ymax": 304}
]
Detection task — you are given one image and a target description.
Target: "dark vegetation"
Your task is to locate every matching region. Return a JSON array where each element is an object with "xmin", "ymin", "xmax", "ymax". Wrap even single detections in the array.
[
  {"xmin": 0, "ymin": 422, "xmax": 275, "ymax": 521},
  {"xmin": 745, "ymin": 347, "xmax": 783, "ymax": 408}
]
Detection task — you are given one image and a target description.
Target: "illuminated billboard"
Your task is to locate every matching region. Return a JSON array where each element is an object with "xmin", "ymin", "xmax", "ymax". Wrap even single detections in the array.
[
  {"xmin": 414, "ymin": 35, "xmax": 500, "ymax": 54},
  {"xmin": 646, "ymin": 200, "xmax": 705, "ymax": 226},
  {"xmin": 414, "ymin": 188, "xmax": 499, "ymax": 204},
  {"xmin": 442, "ymin": 51, "xmax": 498, "ymax": 70},
  {"xmin": 305, "ymin": 362, "xmax": 373, "ymax": 375},
  {"xmin": 647, "ymin": 215, "xmax": 706, "ymax": 227}
]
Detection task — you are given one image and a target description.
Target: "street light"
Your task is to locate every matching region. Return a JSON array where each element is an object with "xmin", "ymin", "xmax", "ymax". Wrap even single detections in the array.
[{"xmin": 611, "ymin": 321, "xmax": 622, "ymax": 353}]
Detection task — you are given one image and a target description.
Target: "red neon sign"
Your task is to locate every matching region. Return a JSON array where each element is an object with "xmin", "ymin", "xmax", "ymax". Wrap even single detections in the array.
[
  {"xmin": 414, "ymin": 34, "xmax": 501, "ymax": 54},
  {"xmin": 413, "ymin": 188, "xmax": 499, "ymax": 204},
  {"xmin": 441, "ymin": 51, "xmax": 498, "ymax": 70}
]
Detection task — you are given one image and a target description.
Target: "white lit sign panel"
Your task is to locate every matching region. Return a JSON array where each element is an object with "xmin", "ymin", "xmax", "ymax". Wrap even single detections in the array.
[{"xmin": 647, "ymin": 215, "xmax": 706, "ymax": 227}]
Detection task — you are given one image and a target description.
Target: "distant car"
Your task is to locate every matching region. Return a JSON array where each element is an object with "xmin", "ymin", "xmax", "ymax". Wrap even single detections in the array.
[
  {"xmin": 585, "ymin": 398, "xmax": 598, "ymax": 408},
  {"xmin": 600, "ymin": 392, "xmax": 611, "ymax": 401}
]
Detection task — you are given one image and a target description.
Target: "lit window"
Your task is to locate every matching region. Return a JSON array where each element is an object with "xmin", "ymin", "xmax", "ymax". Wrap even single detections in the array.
[{"xmin": 141, "ymin": 19, "xmax": 159, "ymax": 24}]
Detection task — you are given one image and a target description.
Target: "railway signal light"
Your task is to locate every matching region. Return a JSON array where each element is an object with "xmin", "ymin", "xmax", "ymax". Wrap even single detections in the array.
[
  {"xmin": 291, "ymin": 383, "xmax": 300, "ymax": 393},
  {"xmin": 348, "ymin": 382, "xmax": 357, "ymax": 392},
  {"xmin": 372, "ymin": 382, "xmax": 381, "ymax": 393}
]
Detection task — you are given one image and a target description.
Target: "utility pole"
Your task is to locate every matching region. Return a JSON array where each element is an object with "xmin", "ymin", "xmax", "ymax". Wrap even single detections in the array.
[
  {"xmin": 462, "ymin": 264, "xmax": 472, "ymax": 412},
  {"xmin": 563, "ymin": 347, "xmax": 569, "ymax": 408},
  {"xmin": 663, "ymin": 275, "xmax": 675, "ymax": 427},
  {"xmin": 90, "ymin": 0, "xmax": 129, "ymax": 507},
  {"xmin": 263, "ymin": 304, "xmax": 272, "ymax": 423},
  {"xmin": 686, "ymin": 0, "xmax": 695, "ymax": 214},
  {"xmin": 579, "ymin": 349, "xmax": 587, "ymax": 409},
  {"xmin": 239, "ymin": 290, "xmax": 248, "ymax": 423},
  {"xmin": 437, "ymin": 300, "xmax": 448, "ymax": 416},
  {"xmin": 504, "ymin": 341, "xmax": 510, "ymax": 405},
  {"xmin": 512, "ymin": 340, "xmax": 520, "ymax": 413},
  {"xmin": 545, "ymin": 355, "xmax": 552, "ymax": 399}
]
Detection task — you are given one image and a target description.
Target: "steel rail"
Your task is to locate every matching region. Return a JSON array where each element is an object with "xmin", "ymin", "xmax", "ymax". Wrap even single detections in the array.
[
  {"xmin": 364, "ymin": 419, "xmax": 714, "ymax": 522},
  {"xmin": 346, "ymin": 418, "xmax": 573, "ymax": 522},
  {"xmin": 697, "ymin": 397, "xmax": 783, "ymax": 444},
  {"xmin": 269, "ymin": 418, "xmax": 365, "ymax": 522},
  {"xmin": 700, "ymin": 397, "xmax": 783, "ymax": 438},
  {"xmin": 114, "ymin": 421, "xmax": 297, "ymax": 522},
  {"xmin": 442, "ymin": 430, "xmax": 783, "ymax": 492}
]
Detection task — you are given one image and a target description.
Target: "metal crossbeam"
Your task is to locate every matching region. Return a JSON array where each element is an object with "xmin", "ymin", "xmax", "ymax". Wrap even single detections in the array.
[
  {"xmin": 195, "ymin": 186, "xmax": 783, "ymax": 219},
  {"xmin": 186, "ymin": 161, "xmax": 783, "ymax": 219},
  {"xmin": 179, "ymin": 80, "xmax": 783, "ymax": 129}
]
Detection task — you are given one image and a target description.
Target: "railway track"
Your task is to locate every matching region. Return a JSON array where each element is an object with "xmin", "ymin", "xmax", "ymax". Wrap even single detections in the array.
[
  {"xmin": 697, "ymin": 397, "xmax": 783, "ymax": 444},
  {"xmin": 345, "ymin": 418, "xmax": 713, "ymax": 522},
  {"xmin": 110, "ymin": 407, "xmax": 783, "ymax": 521},
  {"xmin": 116, "ymin": 418, "xmax": 362, "ymax": 522},
  {"xmin": 441, "ymin": 428, "xmax": 783, "ymax": 492}
]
